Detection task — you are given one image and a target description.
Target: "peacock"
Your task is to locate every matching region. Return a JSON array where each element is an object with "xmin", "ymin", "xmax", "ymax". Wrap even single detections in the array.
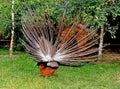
[{"xmin": 21, "ymin": 10, "xmax": 99, "ymax": 76}]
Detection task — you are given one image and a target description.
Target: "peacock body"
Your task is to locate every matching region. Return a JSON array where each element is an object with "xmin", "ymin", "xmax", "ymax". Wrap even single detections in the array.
[{"xmin": 21, "ymin": 10, "xmax": 99, "ymax": 76}]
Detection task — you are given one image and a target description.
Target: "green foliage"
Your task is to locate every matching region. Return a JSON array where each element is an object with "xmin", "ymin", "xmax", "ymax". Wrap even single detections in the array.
[
  {"xmin": 0, "ymin": 1, "xmax": 11, "ymax": 32},
  {"xmin": 0, "ymin": 0, "xmax": 120, "ymax": 50}
]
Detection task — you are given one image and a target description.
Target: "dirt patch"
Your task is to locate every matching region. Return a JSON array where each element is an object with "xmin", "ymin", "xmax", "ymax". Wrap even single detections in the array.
[
  {"xmin": 0, "ymin": 54, "xmax": 18, "ymax": 58},
  {"xmin": 102, "ymin": 49, "xmax": 120, "ymax": 62},
  {"xmin": 112, "ymin": 72, "xmax": 120, "ymax": 81}
]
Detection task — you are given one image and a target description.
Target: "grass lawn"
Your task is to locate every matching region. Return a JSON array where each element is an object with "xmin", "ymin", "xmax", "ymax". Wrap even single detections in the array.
[{"xmin": 0, "ymin": 47, "xmax": 120, "ymax": 89}]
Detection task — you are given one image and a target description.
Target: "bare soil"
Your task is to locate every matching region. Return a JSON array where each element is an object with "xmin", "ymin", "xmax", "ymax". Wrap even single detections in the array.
[{"xmin": 102, "ymin": 49, "xmax": 120, "ymax": 62}]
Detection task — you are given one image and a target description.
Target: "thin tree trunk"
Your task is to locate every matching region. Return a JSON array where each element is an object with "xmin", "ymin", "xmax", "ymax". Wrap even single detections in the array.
[
  {"xmin": 10, "ymin": 0, "xmax": 15, "ymax": 57},
  {"xmin": 98, "ymin": 26, "xmax": 104, "ymax": 60}
]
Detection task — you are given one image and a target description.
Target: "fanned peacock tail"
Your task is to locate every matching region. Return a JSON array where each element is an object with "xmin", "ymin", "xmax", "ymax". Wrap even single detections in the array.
[{"xmin": 21, "ymin": 9, "xmax": 99, "ymax": 76}]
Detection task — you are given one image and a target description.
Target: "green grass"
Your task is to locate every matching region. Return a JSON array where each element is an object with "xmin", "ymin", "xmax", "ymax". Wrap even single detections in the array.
[{"xmin": 0, "ymin": 48, "xmax": 120, "ymax": 89}]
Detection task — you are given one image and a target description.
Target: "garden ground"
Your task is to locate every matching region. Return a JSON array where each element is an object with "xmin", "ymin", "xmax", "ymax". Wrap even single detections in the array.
[{"xmin": 0, "ymin": 47, "xmax": 120, "ymax": 89}]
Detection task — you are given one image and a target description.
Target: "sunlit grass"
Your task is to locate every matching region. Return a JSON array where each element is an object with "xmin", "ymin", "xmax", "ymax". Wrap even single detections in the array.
[{"xmin": 0, "ymin": 47, "xmax": 120, "ymax": 89}]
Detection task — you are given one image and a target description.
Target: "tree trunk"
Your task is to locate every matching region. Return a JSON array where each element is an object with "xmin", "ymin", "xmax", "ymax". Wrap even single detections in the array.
[
  {"xmin": 98, "ymin": 26, "xmax": 104, "ymax": 60},
  {"xmin": 10, "ymin": 0, "xmax": 15, "ymax": 57}
]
